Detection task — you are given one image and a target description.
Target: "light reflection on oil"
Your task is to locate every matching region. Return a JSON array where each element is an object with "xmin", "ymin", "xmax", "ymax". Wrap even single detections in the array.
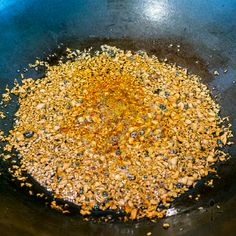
[{"xmin": 143, "ymin": 0, "xmax": 171, "ymax": 22}]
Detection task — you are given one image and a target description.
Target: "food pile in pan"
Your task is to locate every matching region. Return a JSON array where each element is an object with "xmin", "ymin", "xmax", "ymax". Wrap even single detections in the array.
[{"xmin": 0, "ymin": 45, "xmax": 232, "ymax": 220}]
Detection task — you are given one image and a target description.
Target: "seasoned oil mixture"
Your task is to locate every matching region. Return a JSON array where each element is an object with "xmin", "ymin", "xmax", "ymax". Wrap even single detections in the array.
[{"xmin": 1, "ymin": 45, "xmax": 232, "ymax": 219}]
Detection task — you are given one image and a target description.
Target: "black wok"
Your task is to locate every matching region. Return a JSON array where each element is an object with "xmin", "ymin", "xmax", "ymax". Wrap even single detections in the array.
[{"xmin": 0, "ymin": 0, "xmax": 236, "ymax": 235}]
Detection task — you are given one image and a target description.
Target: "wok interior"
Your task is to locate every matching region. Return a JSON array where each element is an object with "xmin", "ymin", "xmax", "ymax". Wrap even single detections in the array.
[{"xmin": 0, "ymin": 0, "xmax": 236, "ymax": 235}]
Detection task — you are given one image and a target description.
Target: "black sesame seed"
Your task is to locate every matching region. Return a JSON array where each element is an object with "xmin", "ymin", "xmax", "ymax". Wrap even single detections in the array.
[
  {"xmin": 184, "ymin": 104, "xmax": 189, "ymax": 110},
  {"xmin": 120, "ymin": 166, "xmax": 126, "ymax": 170},
  {"xmin": 154, "ymin": 89, "xmax": 161, "ymax": 94},
  {"xmin": 93, "ymin": 204, "xmax": 100, "ymax": 210},
  {"xmin": 159, "ymin": 104, "xmax": 166, "ymax": 110},
  {"xmin": 130, "ymin": 132, "xmax": 137, "ymax": 138},
  {"xmin": 165, "ymin": 91, "xmax": 170, "ymax": 97},
  {"xmin": 79, "ymin": 187, "xmax": 84, "ymax": 194},
  {"xmin": 107, "ymin": 50, "xmax": 116, "ymax": 58},
  {"xmin": 23, "ymin": 130, "xmax": 34, "ymax": 138},
  {"xmin": 143, "ymin": 175, "xmax": 148, "ymax": 179},
  {"xmin": 128, "ymin": 174, "xmax": 136, "ymax": 180},
  {"xmin": 57, "ymin": 176, "xmax": 62, "ymax": 182},
  {"xmin": 217, "ymin": 139, "xmax": 223, "ymax": 145},
  {"xmin": 115, "ymin": 149, "xmax": 121, "ymax": 156},
  {"xmin": 176, "ymin": 183, "xmax": 183, "ymax": 189},
  {"xmin": 102, "ymin": 191, "xmax": 108, "ymax": 197}
]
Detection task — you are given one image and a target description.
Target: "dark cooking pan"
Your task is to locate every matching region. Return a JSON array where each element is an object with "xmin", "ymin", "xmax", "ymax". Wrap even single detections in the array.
[{"xmin": 0, "ymin": 0, "xmax": 236, "ymax": 235}]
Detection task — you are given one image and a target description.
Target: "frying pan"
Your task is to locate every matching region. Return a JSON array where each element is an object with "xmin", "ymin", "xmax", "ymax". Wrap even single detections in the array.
[{"xmin": 0, "ymin": 0, "xmax": 236, "ymax": 235}]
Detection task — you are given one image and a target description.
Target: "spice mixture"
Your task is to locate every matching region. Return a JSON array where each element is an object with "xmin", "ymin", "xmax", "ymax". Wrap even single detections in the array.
[{"xmin": 1, "ymin": 45, "xmax": 232, "ymax": 219}]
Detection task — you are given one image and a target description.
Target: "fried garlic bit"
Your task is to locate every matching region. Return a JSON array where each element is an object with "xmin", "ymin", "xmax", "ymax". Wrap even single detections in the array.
[
  {"xmin": 0, "ymin": 112, "xmax": 6, "ymax": 119},
  {"xmin": 4, "ymin": 45, "xmax": 233, "ymax": 220}
]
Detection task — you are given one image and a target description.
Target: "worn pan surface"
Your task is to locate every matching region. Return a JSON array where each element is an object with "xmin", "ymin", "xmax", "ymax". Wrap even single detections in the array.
[{"xmin": 0, "ymin": 0, "xmax": 236, "ymax": 235}]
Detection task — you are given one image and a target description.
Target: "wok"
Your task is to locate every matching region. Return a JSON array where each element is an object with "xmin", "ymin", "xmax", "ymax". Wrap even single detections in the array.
[{"xmin": 0, "ymin": 0, "xmax": 236, "ymax": 235}]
